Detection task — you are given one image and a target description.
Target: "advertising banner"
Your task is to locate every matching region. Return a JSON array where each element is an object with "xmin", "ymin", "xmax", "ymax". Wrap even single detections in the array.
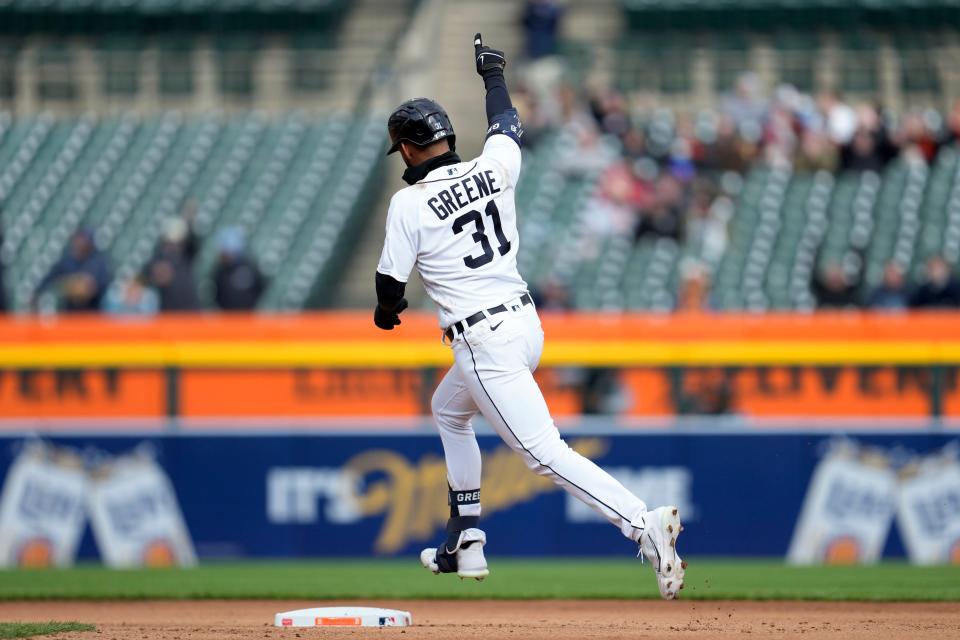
[
  {"xmin": 896, "ymin": 445, "xmax": 960, "ymax": 565},
  {"xmin": 787, "ymin": 441, "xmax": 898, "ymax": 565},
  {"xmin": 0, "ymin": 431, "xmax": 958, "ymax": 561},
  {"xmin": 2, "ymin": 366, "xmax": 955, "ymax": 422},
  {"xmin": 0, "ymin": 369, "xmax": 164, "ymax": 419},
  {"xmin": 87, "ymin": 451, "xmax": 197, "ymax": 568},
  {"xmin": 0, "ymin": 442, "xmax": 195, "ymax": 567},
  {"xmin": 0, "ymin": 443, "xmax": 88, "ymax": 567}
]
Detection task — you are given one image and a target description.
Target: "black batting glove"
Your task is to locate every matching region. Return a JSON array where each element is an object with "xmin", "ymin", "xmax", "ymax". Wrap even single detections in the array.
[
  {"xmin": 373, "ymin": 298, "xmax": 409, "ymax": 330},
  {"xmin": 474, "ymin": 33, "xmax": 506, "ymax": 77}
]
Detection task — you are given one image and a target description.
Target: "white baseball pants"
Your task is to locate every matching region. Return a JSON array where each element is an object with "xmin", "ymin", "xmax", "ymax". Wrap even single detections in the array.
[{"xmin": 431, "ymin": 298, "xmax": 647, "ymax": 542}]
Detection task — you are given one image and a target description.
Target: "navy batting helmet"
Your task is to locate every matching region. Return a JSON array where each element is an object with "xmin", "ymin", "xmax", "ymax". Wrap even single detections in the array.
[{"xmin": 386, "ymin": 98, "xmax": 456, "ymax": 155}]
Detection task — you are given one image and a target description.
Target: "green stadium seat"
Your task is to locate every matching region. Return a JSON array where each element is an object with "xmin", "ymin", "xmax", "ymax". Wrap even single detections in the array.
[{"xmin": 0, "ymin": 112, "xmax": 383, "ymax": 311}]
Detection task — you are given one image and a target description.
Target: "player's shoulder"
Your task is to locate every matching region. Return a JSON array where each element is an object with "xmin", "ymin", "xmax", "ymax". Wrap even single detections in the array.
[
  {"xmin": 385, "ymin": 186, "xmax": 424, "ymax": 235},
  {"xmin": 478, "ymin": 134, "xmax": 522, "ymax": 185},
  {"xmin": 388, "ymin": 185, "xmax": 421, "ymax": 212}
]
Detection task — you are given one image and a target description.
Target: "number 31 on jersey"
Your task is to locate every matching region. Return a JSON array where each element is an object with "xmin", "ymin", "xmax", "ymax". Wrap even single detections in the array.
[{"xmin": 452, "ymin": 201, "xmax": 511, "ymax": 269}]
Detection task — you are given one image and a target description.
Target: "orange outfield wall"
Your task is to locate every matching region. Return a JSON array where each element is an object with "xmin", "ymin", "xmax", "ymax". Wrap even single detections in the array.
[
  {"xmin": 2, "ymin": 310, "xmax": 960, "ymax": 344},
  {"xmin": 0, "ymin": 312, "xmax": 959, "ymax": 419}
]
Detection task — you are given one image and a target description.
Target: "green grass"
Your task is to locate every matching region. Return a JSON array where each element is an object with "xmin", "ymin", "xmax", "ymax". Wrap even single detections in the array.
[
  {"xmin": 0, "ymin": 560, "xmax": 957, "ymax": 602},
  {"xmin": 0, "ymin": 622, "xmax": 94, "ymax": 639}
]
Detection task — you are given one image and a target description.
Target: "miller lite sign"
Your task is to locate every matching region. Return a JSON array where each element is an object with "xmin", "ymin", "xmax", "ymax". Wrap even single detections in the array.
[{"xmin": 787, "ymin": 440, "xmax": 897, "ymax": 565}]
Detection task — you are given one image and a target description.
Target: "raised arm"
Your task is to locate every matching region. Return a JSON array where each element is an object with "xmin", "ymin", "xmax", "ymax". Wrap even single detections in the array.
[{"xmin": 474, "ymin": 33, "xmax": 522, "ymax": 148}]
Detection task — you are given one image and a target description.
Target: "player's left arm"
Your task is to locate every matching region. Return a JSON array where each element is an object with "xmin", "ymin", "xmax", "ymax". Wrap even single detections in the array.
[
  {"xmin": 474, "ymin": 33, "xmax": 522, "ymax": 186},
  {"xmin": 374, "ymin": 194, "xmax": 416, "ymax": 330},
  {"xmin": 374, "ymin": 272, "xmax": 408, "ymax": 330}
]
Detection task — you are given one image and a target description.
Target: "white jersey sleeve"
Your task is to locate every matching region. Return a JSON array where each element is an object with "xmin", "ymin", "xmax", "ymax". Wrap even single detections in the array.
[
  {"xmin": 481, "ymin": 134, "xmax": 521, "ymax": 189},
  {"xmin": 376, "ymin": 192, "xmax": 418, "ymax": 283}
]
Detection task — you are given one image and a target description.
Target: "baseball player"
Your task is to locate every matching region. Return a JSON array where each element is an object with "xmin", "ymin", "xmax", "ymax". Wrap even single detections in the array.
[{"xmin": 374, "ymin": 34, "xmax": 685, "ymax": 599}]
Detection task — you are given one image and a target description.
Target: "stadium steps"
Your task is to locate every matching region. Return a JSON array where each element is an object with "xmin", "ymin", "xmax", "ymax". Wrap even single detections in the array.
[{"xmin": 433, "ymin": 0, "xmax": 524, "ymax": 158}]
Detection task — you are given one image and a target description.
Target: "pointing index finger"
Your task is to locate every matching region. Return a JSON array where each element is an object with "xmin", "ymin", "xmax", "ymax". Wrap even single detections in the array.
[{"xmin": 474, "ymin": 33, "xmax": 483, "ymax": 52}]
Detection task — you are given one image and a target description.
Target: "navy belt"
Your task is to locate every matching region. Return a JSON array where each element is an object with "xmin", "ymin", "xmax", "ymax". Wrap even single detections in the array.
[{"xmin": 445, "ymin": 293, "xmax": 532, "ymax": 341}]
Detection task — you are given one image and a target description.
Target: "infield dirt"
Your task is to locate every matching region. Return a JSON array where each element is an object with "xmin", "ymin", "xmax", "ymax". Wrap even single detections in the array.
[{"xmin": 1, "ymin": 600, "xmax": 958, "ymax": 640}]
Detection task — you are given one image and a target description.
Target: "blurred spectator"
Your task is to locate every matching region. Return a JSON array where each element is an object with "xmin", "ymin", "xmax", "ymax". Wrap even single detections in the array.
[
  {"xmin": 178, "ymin": 199, "xmax": 201, "ymax": 264},
  {"xmin": 530, "ymin": 277, "xmax": 574, "ymax": 311},
  {"xmin": 938, "ymin": 98, "xmax": 960, "ymax": 151},
  {"xmin": 685, "ymin": 190, "xmax": 730, "ymax": 265},
  {"xmin": 841, "ymin": 127, "xmax": 886, "ymax": 173},
  {"xmin": 818, "ymin": 90, "xmax": 857, "ymax": 146},
  {"xmin": 635, "ymin": 173, "xmax": 683, "ymax": 241},
  {"xmin": 213, "ymin": 227, "xmax": 265, "ymax": 311},
  {"xmin": 142, "ymin": 217, "xmax": 201, "ymax": 311},
  {"xmin": 514, "ymin": 72, "xmax": 959, "ymax": 312},
  {"xmin": 555, "ymin": 87, "xmax": 616, "ymax": 176},
  {"xmin": 762, "ymin": 102, "xmax": 800, "ymax": 167},
  {"xmin": 103, "ymin": 276, "xmax": 160, "ymax": 316},
  {"xmin": 589, "ymin": 88, "xmax": 632, "ymax": 139},
  {"xmin": 38, "ymin": 229, "xmax": 111, "ymax": 312},
  {"xmin": 721, "ymin": 73, "xmax": 767, "ymax": 133},
  {"xmin": 866, "ymin": 262, "xmax": 909, "ymax": 311},
  {"xmin": 704, "ymin": 114, "xmax": 755, "ymax": 172},
  {"xmin": 511, "ymin": 84, "xmax": 550, "ymax": 148},
  {"xmin": 794, "ymin": 128, "xmax": 838, "ymax": 173},
  {"xmin": 898, "ymin": 109, "xmax": 940, "ymax": 165},
  {"xmin": 521, "ymin": 0, "xmax": 562, "ymax": 60},
  {"xmin": 588, "ymin": 161, "xmax": 647, "ymax": 236},
  {"xmin": 813, "ymin": 262, "xmax": 859, "ymax": 309},
  {"xmin": 909, "ymin": 256, "xmax": 960, "ymax": 308},
  {"xmin": 676, "ymin": 260, "xmax": 714, "ymax": 311}
]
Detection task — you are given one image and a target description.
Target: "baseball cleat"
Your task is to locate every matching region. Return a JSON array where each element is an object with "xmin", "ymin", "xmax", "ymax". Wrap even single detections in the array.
[
  {"xmin": 638, "ymin": 506, "xmax": 686, "ymax": 600},
  {"xmin": 420, "ymin": 528, "xmax": 489, "ymax": 580}
]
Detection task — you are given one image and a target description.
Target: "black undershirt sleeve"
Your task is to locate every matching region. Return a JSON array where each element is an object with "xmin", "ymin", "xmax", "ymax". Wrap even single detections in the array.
[
  {"xmin": 375, "ymin": 271, "xmax": 406, "ymax": 311},
  {"xmin": 483, "ymin": 70, "xmax": 513, "ymax": 125}
]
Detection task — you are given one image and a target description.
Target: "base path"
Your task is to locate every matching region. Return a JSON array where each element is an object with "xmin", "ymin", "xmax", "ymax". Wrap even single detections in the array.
[{"xmin": 2, "ymin": 600, "xmax": 958, "ymax": 640}]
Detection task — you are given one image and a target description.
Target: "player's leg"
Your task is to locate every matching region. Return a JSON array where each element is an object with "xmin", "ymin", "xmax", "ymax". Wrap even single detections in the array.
[
  {"xmin": 453, "ymin": 309, "xmax": 685, "ymax": 598},
  {"xmin": 422, "ymin": 365, "xmax": 488, "ymax": 579},
  {"xmin": 430, "ymin": 365, "xmax": 482, "ymax": 517},
  {"xmin": 451, "ymin": 313, "xmax": 647, "ymax": 542}
]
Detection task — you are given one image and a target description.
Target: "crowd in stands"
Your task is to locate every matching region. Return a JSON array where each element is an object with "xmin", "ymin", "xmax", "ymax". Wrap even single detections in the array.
[
  {"xmin": 22, "ymin": 205, "xmax": 266, "ymax": 314},
  {"xmin": 515, "ymin": 64, "xmax": 960, "ymax": 311},
  {"xmin": 816, "ymin": 255, "xmax": 960, "ymax": 311},
  {"xmin": 1, "ymin": 0, "xmax": 959, "ymax": 315}
]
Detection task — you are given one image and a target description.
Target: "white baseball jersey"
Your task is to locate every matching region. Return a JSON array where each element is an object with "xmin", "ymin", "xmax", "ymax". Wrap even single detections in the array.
[
  {"xmin": 377, "ymin": 135, "xmax": 528, "ymax": 328},
  {"xmin": 380, "ymin": 129, "xmax": 659, "ymax": 578}
]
